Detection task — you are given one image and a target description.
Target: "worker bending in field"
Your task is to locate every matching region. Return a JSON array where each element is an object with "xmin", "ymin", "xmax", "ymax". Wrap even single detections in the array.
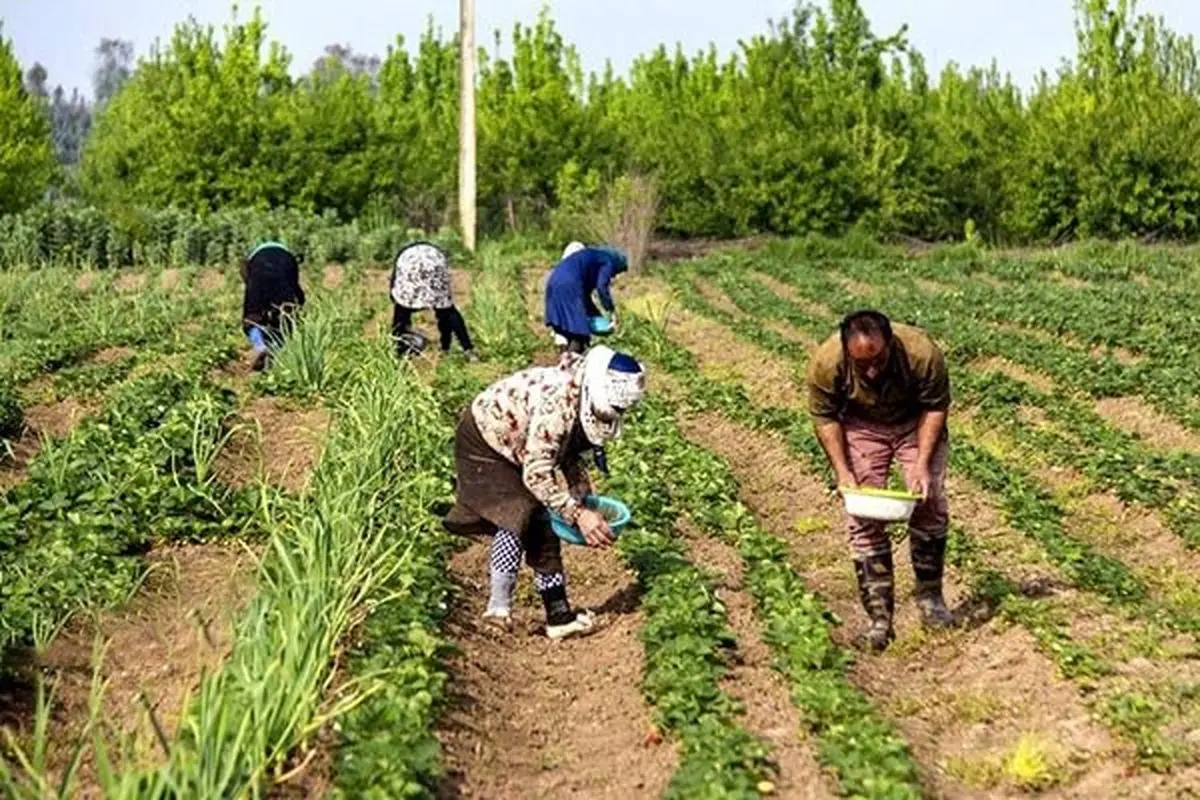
[
  {"xmin": 442, "ymin": 345, "xmax": 646, "ymax": 640},
  {"xmin": 806, "ymin": 310, "xmax": 956, "ymax": 652},
  {"xmin": 544, "ymin": 242, "xmax": 629, "ymax": 353},
  {"xmin": 390, "ymin": 240, "xmax": 477, "ymax": 360},
  {"xmin": 241, "ymin": 241, "xmax": 306, "ymax": 371}
]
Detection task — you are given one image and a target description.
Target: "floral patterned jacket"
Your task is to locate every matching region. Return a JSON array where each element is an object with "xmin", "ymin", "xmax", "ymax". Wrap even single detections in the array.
[{"xmin": 471, "ymin": 354, "xmax": 593, "ymax": 524}]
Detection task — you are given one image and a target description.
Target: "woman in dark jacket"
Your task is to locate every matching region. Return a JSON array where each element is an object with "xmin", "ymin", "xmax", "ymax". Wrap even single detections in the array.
[
  {"xmin": 543, "ymin": 244, "xmax": 629, "ymax": 353},
  {"xmin": 241, "ymin": 241, "xmax": 306, "ymax": 371}
]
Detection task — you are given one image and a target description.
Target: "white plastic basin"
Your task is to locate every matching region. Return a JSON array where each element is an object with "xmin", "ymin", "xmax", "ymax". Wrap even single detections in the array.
[{"xmin": 841, "ymin": 486, "xmax": 921, "ymax": 522}]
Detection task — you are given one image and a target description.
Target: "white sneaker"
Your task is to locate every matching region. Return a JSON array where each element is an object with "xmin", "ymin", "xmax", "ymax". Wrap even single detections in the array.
[
  {"xmin": 546, "ymin": 609, "xmax": 597, "ymax": 640},
  {"xmin": 483, "ymin": 607, "xmax": 513, "ymax": 631}
]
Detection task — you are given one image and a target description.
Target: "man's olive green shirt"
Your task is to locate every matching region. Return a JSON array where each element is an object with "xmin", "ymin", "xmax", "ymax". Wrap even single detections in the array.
[{"xmin": 805, "ymin": 323, "xmax": 951, "ymax": 425}]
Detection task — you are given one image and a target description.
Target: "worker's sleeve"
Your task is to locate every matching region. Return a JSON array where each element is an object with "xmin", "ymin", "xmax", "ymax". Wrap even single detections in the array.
[
  {"xmin": 805, "ymin": 346, "xmax": 842, "ymax": 424},
  {"xmin": 522, "ymin": 390, "xmax": 583, "ymax": 525},
  {"xmin": 916, "ymin": 344, "xmax": 952, "ymax": 411},
  {"xmin": 563, "ymin": 455, "xmax": 594, "ymax": 498},
  {"xmin": 595, "ymin": 261, "xmax": 616, "ymax": 312}
]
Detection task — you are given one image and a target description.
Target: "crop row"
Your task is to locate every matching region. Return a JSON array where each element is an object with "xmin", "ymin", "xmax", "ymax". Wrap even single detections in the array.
[
  {"xmin": 614, "ymin": 388, "xmax": 924, "ymax": 798},
  {"xmin": 0, "ymin": 204, "xmax": 468, "ymax": 272},
  {"xmin": 330, "ymin": 259, "xmax": 541, "ymax": 797},
  {"xmin": 645, "ymin": 264, "xmax": 1199, "ymax": 769},
  {"xmin": 109, "ymin": 336, "xmax": 453, "ymax": 797},
  {"xmin": 891, "ymin": 247, "xmax": 1200, "ymax": 362},
  {"xmin": 328, "ymin": 348, "xmax": 457, "ymax": 798},
  {"xmin": 432, "ymin": 254, "xmax": 783, "ymax": 798},
  {"xmin": 0, "ymin": 345, "xmax": 254, "ymax": 656},
  {"xmin": 0, "ymin": 268, "xmax": 231, "ymax": 385}
]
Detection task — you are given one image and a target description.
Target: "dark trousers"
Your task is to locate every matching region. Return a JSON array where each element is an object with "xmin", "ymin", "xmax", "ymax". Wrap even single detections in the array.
[{"xmin": 393, "ymin": 304, "xmax": 473, "ymax": 353}]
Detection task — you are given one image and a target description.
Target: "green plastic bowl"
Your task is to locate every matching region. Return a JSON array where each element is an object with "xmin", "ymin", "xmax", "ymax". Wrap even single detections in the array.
[{"xmin": 548, "ymin": 495, "xmax": 630, "ymax": 545}]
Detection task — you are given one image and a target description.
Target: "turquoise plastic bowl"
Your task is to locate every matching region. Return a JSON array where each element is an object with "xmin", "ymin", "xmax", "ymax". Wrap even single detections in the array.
[
  {"xmin": 548, "ymin": 495, "xmax": 631, "ymax": 545},
  {"xmin": 588, "ymin": 315, "xmax": 614, "ymax": 335}
]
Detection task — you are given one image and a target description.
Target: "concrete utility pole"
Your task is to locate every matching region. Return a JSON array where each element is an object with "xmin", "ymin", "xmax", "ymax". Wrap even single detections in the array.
[{"xmin": 459, "ymin": 0, "xmax": 477, "ymax": 251}]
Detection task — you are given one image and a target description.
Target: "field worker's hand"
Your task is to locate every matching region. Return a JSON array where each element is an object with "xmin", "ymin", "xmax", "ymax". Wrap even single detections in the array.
[
  {"xmin": 577, "ymin": 508, "xmax": 614, "ymax": 548},
  {"xmin": 909, "ymin": 463, "xmax": 932, "ymax": 501}
]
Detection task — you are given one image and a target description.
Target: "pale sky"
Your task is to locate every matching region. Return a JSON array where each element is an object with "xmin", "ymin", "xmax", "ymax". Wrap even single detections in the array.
[{"xmin": 5, "ymin": 1, "xmax": 1200, "ymax": 100}]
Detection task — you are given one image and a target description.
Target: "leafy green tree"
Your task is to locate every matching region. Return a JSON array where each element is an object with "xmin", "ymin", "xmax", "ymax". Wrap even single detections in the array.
[
  {"xmin": 476, "ymin": 10, "xmax": 589, "ymax": 232},
  {"xmin": 277, "ymin": 54, "xmax": 376, "ymax": 219},
  {"xmin": 81, "ymin": 8, "xmax": 293, "ymax": 211},
  {"xmin": 0, "ymin": 26, "xmax": 57, "ymax": 215},
  {"xmin": 369, "ymin": 23, "xmax": 460, "ymax": 229}
]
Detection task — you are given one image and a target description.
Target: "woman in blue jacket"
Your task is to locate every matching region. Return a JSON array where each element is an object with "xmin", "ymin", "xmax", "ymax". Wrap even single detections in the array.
[{"xmin": 543, "ymin": 243, "xmax": 629, "ymax": 353}]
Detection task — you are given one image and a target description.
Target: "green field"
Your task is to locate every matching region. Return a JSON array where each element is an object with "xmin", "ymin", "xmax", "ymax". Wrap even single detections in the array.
[{"xmin": 2, "ymin": 239, "xmax": 1200, "ymax": 798}]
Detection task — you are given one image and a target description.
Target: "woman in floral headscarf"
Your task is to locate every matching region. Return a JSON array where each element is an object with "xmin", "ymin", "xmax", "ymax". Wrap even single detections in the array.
[
  {"xmin": 389, "ymin": 240, "xmax": 477, "ymax": 360},
  {"xmin": 442, "ymin": 345, "xmax": 647, "ymax": 640}
]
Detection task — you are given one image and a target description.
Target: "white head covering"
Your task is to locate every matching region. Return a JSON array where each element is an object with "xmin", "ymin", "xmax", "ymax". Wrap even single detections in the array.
[
  {"xmin": 562, "ymin": 241, "xmax": 586, "ymax": 259},
  {"xmin": 578, "ymin": 345, "xmax": 646, "ymax": 445}
]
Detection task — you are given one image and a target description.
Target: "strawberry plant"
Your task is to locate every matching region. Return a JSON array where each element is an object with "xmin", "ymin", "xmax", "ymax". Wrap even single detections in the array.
[
  {"xmin": 0, "ymin": 378, "xmax": 20, "ymax": 443},
  {"xmin": 614, "ymin": 394, "xmax": 923, "ymax": 798},
  {"xmin": 0, "ymin": 368, "xmax": 255, "ymax": 655}
]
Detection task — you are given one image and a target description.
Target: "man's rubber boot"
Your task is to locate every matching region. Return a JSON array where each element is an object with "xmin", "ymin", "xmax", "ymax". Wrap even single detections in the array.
[
  {"xmin": 854, "ymin": 552, "xmax": 896, "ymax": 653},
  {"xmin": 912, "ymin": 535, "xmax": 956, "ymax": 630}
]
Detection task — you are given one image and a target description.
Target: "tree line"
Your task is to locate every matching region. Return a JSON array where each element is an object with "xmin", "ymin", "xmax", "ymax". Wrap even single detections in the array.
[{"xmin": 2, "ymin": 0, "xmax": 1200, "ymax": 245}]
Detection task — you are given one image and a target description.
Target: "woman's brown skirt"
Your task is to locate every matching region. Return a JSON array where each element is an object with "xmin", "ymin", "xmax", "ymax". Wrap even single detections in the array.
[{"xmin": 442, "ymin": 408, "xmax": 563, "ymax": 574}]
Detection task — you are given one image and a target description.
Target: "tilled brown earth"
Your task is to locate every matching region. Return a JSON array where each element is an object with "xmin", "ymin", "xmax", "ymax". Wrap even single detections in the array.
[
  {"xmin": 435, "ymin": 540, "xmax": 675, "ymax": 799},
  {"xmin": 0, "ymin": 542, "xmax": 257, "ymax": 796},
  {"xmin": 677, "ymin": 410, "xmax": 1131, "ymax": 798},
  {"xmin": 680, "ymin": 523, "xmax": 837, "ymax": 798},
  {"xmin": 637, "ymin": 275, "xmax": 1200, "ymax": 798}
]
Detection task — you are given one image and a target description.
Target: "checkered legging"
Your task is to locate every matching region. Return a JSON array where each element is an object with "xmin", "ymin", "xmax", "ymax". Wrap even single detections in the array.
[{"xmin": 490, "ymin": 527, "xmax": 565, "ymax": 591}]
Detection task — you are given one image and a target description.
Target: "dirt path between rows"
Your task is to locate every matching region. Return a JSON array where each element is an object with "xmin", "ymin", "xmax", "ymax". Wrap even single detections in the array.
[
  {"xmin": 0, "ymin": 542, "xmax": 257, "ymax": 796},
  {"xmin": 213, "ymin": 397, "xmax": 330, "ymax": 494},
  {"xmin": 1094, "ymin": 395, "xmax": 1200, "ymax": 453},
  {"xmin": 1, "ymin": 396, "xmax": 97, "ymax": 490},
  {"xmin": 435, "ymin": 540, "xmax": 675, "ymax": 799},
  {"xmin": 431, "ymin": 268, "xmax": 678, "ymax": 798},
  {"xmin": 678, "ymin": 411, "xmax": 1125, "ymax": 798},
  {"xmin": 681, "ymin": 523, "xmax": 836, "ymax": 799}
]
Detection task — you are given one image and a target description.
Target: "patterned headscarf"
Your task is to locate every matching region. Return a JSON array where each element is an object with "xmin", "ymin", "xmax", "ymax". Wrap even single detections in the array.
[
  {"xmin": 562, "ymin": 241, "xmax": 586, "ymax": 259},
  {"xmin": 579, "ymin": 345, "xmax": 646, "ymax": 445}
]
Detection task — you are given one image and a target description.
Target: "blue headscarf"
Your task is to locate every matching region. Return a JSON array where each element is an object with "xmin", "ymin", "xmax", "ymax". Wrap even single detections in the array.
[{"xmin": 596, "ymin": 245, "xmax": 629, "ymax": 274}]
